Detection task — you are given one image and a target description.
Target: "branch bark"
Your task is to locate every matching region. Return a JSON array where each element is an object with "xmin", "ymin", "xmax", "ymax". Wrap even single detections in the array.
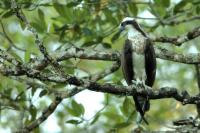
[
  {"xmin": 152, "ymin": 26, "xmax": 200, "ymax": 46},
  {"xmin": 56, "ymin": 46, "xmax": 200, "ymax": 64},
  {"xmin": 1, "ymin": 62, "xmax": 200, "ymax": 105}
]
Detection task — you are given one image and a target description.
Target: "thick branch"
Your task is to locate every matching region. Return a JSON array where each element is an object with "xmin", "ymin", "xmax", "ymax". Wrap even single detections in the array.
[
  {"xmin": 14, "ymin": 57, "xmax": 120, "ymax": 133},
  {"xmin": 57, "ymin": 46, "xmax": 120, "ymax": 62},
  {"xmin": 195, "ymin": 64, "xmax": 200, "ymax": 117},
  {"xmin": 155, "ymin": 46, "xmax": 200, "ymax": 64},
  {"xmin": 152, "ymin": 26, "xmax": 200, "ymax": 46},
  {"xmin": 1, "ymin": 63, "xmax": 200, "ymax": 105},
  {"xmin": 56, "ymin": 46, "xmax": 200, "ymax": 64}
]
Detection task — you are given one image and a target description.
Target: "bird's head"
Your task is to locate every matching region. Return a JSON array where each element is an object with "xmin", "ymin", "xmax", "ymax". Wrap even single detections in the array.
[
  {"xmin": 119, "ymin": 17, "xmax": 146, "ymax": 37},
  {"xmin": 119, "ymin": 17, "xmax": 135, "ymax": 32}
]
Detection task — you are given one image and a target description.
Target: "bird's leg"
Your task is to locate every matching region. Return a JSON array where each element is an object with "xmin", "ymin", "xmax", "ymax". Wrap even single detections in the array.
[{"xmin": 135, "ymin": 78, "xmax": 145, "ymax": 89}]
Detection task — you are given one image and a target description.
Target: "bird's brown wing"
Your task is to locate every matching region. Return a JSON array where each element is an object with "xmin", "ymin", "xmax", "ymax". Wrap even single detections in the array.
[
  {"xmin": 121, "ymin": 39, "xmax": 134, "ymax": 85},
  {"xmin": 144, "ymin": 39, "xmax": 156, "ymax": 87}
]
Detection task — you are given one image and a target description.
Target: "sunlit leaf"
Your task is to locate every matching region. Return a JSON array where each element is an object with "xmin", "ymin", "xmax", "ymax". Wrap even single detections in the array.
[
  {"xmin": 71, "ymin": 99, "xmax": 85, "ymax": 116},
  {"xmin": 24, "ymin": 49, "xmax": 30, "ymax": 63}
]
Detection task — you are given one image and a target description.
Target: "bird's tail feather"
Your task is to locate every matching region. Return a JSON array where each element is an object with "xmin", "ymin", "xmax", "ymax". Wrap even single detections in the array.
[{"xmin": 133, "ymin": 96, "xmax": 149, "ymax": 125}]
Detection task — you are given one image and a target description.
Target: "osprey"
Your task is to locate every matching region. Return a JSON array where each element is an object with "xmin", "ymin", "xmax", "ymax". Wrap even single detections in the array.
[{"xmin": 119, "ymin": 17, "xmax": 156, "ymax": 124}]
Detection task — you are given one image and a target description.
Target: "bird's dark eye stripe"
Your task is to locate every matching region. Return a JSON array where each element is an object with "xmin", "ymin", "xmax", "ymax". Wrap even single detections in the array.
[
  {"xmin": 126, "ymin": 21, "xmax": 133, "ymax": 24},
  {"xmin": 121, "ymin": 20, "xmax": 134, "ymax": 26}
]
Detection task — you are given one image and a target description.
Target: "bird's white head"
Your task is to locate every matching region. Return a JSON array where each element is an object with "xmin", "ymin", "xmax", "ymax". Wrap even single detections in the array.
[
  {"xmin": 121, "ymin": 17, "xmax": 135, "ymax": 23},
  {"xmin": 119, "ymin": 17, "xmax": 135, "ymax": 32},
  {"xmin": 119, "ymin": 17, "xmax": 146, "ymax": 37}
]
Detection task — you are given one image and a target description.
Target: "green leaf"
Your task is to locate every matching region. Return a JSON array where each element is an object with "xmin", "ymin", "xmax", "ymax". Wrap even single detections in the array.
[
  {"xmin": 96, "ymin": 36, "xmax": 103, "ymax": 43},
  {"xmin": 196, "ymin": 6, "xmax": 200, "ymax": 14},
  {"xmin": 24, "ymin": 49, "xmax": 30, "ymax": 63},
  {"xmin": 53, "ymin": 3, "xmax": 66, "ymax": 17},
  {"xmin": 174, "ymin": 0, "xmax": 192, "ymax": 13},
  {"xmin": 128, "ymin": 3, "xmax": 138, "ymax": 16},
  {"xmin": 66, "ymin": 119, "xmax": 82, "ymax": 125},
  {"xmin": 67, "ymin": 99, "xmax": 85, "ymax": 117},
  {"xmin": 114, "ymin": 122, "xmax": 132, "ymax": 128},
  {"xmin": 67, "ymin": 2, "xmax": 79, "ymax": 7},
  {"xmin": 38, "ymin": 9, "xmax": 45, "ymax": 25},
  {"xmin": 111, "ymin": 31, "xmax": 121, "ymax": 43},
  {"xmin": 82, "ymin": 41, "xmax": 96, "ymax": 47},
  {"xmin": 66, "ymin": 107, "xmax": 78, "ymax": 116},
  {"xmin": 103, "ymin": 9, "xmax": 117, "ymax": 25},
  {"xmin": 154, "ymin": 0, "xmax": 170, "ymax": 7},
  {"xmin": 120, "ymin": 97, "xmax": 134, "ymax": 116},
  {"xmin": 71, "ymin": 99, "xmax": 85, "ymax": 117},
  {"xmin": 163, "ymin": 0, "xmax": 170, "ymax": 7},
  {"xmin": 52, "ymin": 83, "xmax": 66, "ymax": 89},
  {"xmin": 90, "ymin": 114, "xmax": 100, "ymax": 125},
  {"xmin": 30, "ymin": 105, "xmax": 37, "ymax": 121},
  {"xmin": 39, "ymin": 90, "xmax": 48, "ymax": 97},
  {"xmin": 31, "ymin": 22, "xmax": 45, "ymax": 33},
  {"xmin": 21, "ymin": 1, "xmax": 32, "ymax": 8},
  {"xmin": 31, "ymin": 86, "xmax": 37, "ymax": 97},
  {"xmin": 101, "ymin": 42, "xmax": 111, "ymax": 49},
  {"xmin": 2, "ymin": 10, "xmax": 13, "ymax": 18},
  {"xmin": 19, "ymin": 20, "xmax": 26, "ymax": 30},
  {"xmin": 53, "ymin": 3, "xmax": 74, "ymax": 23}
]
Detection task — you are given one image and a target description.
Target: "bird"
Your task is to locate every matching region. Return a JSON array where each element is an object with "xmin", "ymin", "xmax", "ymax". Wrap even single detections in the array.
[{"xmin": 119, "ymin": 17, "xmax": 156, "ymax": 124}]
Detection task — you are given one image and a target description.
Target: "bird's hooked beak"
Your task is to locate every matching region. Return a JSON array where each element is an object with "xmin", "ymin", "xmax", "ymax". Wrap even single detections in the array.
[{"xmin": 119, "ymin": 25, "xmax": 125, "ymax": 34}]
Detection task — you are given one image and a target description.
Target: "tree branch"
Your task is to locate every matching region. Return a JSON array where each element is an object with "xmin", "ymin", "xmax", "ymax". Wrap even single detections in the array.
[
  {"xmin": 1, "ymin": 61, "xmax": 200, "ymax": 105},
  {"xmin": 15, "ymin": 97, "xmax": 62, "ymax": 133},
  {"xmin": 152, "ymin": 26, "xmax": 200, "ymax": 46},
  {"xmin": 195, "ymin": 64, "xmax": 200, "ymax": 117},
  {"xmin": 155, "ymin": 46, "xmax": 200, "ymax": 64},
  {"xmin": 14, "ymin": 56, "xmax": 120, "ymax": 132},
  {"xmin": 56, "ymin": 45, "xmax": 200, "ymax": 64},
  {"xmin": 56, "ymin": 46, "xmax": 120, "ymax": 62}
]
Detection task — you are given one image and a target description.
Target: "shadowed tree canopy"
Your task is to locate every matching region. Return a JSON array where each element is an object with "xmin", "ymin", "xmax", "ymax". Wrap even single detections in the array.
[{"xmin": 0, "ymin": 0, "xmax": 200, "ymax": 132}]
